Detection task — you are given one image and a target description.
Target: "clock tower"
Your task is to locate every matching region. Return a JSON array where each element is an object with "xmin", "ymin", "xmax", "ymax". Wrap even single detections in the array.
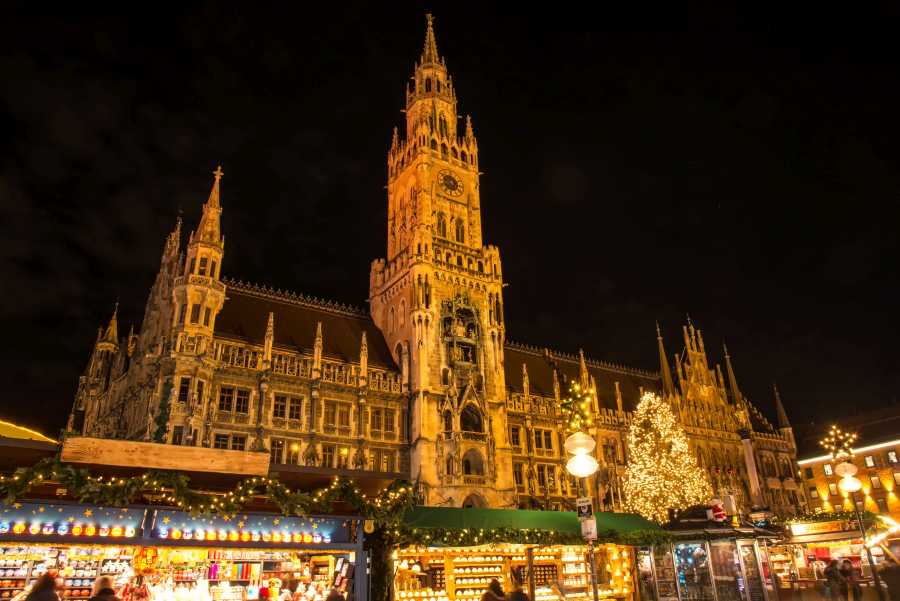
[{"xmin": 370, "ymin": 14, "xmax": 514, "ymax": 507}]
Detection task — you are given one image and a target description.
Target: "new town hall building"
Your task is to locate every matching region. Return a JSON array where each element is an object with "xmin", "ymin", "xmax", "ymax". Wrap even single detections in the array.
[{"xmin": 68, "ymin": 16, "xmax": 805, "ymax": 518}]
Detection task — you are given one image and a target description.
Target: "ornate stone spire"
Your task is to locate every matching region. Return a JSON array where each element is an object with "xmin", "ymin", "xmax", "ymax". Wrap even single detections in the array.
[
  {"xmin": 552, "ymin": 368, "xmax": 560, "ymax": 402},
  {"xmin": 522, "ymin": 363, "xmax": 529, "ymax": 399},
  {"xmin": 723, "ymin": 342, "xmax": 742, "ymax": 405},
  {"xmin": 656, "ymin": 322, "xmax": 675, "ymax": 397},
  {"xmin": 97, "ymin": 303, "xmax": 119, "ymax": 351},
  {"xmin": 359, "ymin": 332, "xmax": 368, "ymax": 385},
  {"xmin": 196, "ymin": 166, "xmax": 224, "ymax": 245},
  {"xmin": 421, "ymin": 13, "xmax": 440, "ymax": 65},
  {"xmin": 774, "ymin": 382, "xmax": 790, "ymax": 429},
  {"xmin": 313, "ymin": 321, "xmax": 323, "ymax": 376},
  {"xmin": 578, "ymin": 349, "xmax": 589, "ymax": 388},
  {"xmin": 163, "ymin": 215, "xmax": 182, "ymax": 260},
  {"xmin": 264, "ymin": 312, "xmax": 275, "ymax": 364}
]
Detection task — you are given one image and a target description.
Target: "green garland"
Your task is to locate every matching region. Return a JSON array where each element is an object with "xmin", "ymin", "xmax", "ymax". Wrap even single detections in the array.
[
  {"xmin": 786, "ymin": 509, "xmax": 877, "ymax": 524},
  {"xmin": 0, "ymin": 458, "xmax": 414, "ymax": 525},
  {"xmin": 398, "ymin": 526, "xmax": 670, "ymax": 547}
]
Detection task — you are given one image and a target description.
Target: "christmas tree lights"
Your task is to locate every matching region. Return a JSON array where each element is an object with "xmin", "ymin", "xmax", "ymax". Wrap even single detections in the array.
[
  {"xmin": 622, "ymin": 392, "xmax": 712, "ymax": 523},
  {"xmin": 561, "ymin": 380, "xmax": 596, "ymax": 433}
]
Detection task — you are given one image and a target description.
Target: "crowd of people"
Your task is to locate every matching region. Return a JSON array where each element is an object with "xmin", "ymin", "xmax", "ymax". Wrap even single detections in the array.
[
  {"xmin": 479, "ymin": 578, "xmax": 529, "ymax": 601},
  {"xmin": 821, "ymin": 557, "xmax": 900, "ymax": 601}
]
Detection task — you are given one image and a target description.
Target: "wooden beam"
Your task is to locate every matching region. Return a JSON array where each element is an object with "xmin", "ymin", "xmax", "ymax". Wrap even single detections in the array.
[{"xmin": 61, "ymin": 437, "xmax": 269, "ymax": 476}]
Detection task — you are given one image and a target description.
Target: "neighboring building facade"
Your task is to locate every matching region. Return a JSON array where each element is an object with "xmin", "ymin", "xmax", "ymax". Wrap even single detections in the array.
[
  {"xmin": 67, "ymin": 15, "xmax": 803, "ymax": 517},
  {"xmin": 797, "ymin": 407, "xmax": 900, "ymax": 519}
]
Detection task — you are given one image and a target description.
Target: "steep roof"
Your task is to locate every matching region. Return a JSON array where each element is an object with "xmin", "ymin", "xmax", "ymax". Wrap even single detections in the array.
[
  {"xmin": 215, "ymin": 280, "xmax": 398, "ymax": 370},
  {"xmin": 504, "ymin": 343, "xmax": 660, "ymax": 412},
  {"xmin": 0, "ymin": 420, "xmax": 57, "ymax": 444}
]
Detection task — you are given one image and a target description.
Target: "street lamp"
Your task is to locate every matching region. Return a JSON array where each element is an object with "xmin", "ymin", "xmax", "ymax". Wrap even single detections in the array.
[
  {"xmin": 565, "ymin": 431, "xmax": 601, "ymax": 601},
  {"xmin": 837, "ymin": 462, "xmax": 886, "ymax": 601}
]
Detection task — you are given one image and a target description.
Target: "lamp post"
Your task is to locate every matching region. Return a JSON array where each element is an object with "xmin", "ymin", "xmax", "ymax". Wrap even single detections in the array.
[
  {"xmin": 837, "ymin": 462, "xmax": 886, "ymax": 601},
  {"xmin": 565, "ymin": 431, "xmax": 601, "ymax": 601}
]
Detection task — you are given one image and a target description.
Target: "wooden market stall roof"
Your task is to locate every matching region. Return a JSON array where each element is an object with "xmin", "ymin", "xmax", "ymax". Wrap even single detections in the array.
[{"xmin": 404, "ymin": 506, "xmax": 661, "ymax": 536}]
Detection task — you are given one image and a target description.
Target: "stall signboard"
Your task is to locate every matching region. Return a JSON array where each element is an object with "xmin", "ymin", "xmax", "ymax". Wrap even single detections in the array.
[
  {"xmin": 151, "ymin": 510, "xmax": 353, "ymax": 544},
  {"xmin": 789, "ymin": 519, "xmax": 854, "ymax": 536},
  {"xmin": 581, "ymin": 517, "xmax": 597, "ymax": 540},
  {"xmin": 577, "ymin": 497, "xmax": 593, "ymax": 520},
  {"xmin": 0, "ymin": 501, "xmax": 145, "ymax": 540}
]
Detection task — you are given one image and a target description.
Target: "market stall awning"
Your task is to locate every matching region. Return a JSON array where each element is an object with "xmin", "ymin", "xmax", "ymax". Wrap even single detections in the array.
[{"xmin": 402, "ymin": 506, "xmax": 662, "ymax": 545}]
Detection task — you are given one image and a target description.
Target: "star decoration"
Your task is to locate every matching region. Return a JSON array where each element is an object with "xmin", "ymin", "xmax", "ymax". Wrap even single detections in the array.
[
  {"xmin": 237, "ymin": 521, "xmax": 245, "ymax": 529},
  {"xmin": 13, "ymin": 503, "xmax": 21, "ymax": 509},
  {"xmin": 273, "ymin": 518, "xmax": 280, "ymax": 526},
  {"xmin": 312, "ymin": 524, "xmax": 318, "ymax": 529},
  {"xmin": 162, "ymin": 517, "xmax": 170, "ymax": 525},
  {"xmin": 38, "ymin": 507, "xmax": 45, "ymax": 513},
  {"xmin": 83, "ymin": 509, "xmax": 93, "ymax": 518},
  {"xmin": 67, "ymin": 517, "xmax": 75, "ymax": 523}
]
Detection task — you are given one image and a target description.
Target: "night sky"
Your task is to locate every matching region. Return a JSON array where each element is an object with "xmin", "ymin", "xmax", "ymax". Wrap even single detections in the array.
[{"xmin": 2, "ymin": 3, "xmax": 899, "ymax": 437}]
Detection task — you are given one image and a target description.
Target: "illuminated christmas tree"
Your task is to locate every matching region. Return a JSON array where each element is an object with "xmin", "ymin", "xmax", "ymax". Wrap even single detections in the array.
[
  {"xmin": 561, "ymin": 380, "xmax": 596, "ymax": 433},
  {"xmin": 623, "ymin": 391, "xmax": 712, "ymax": 523}
]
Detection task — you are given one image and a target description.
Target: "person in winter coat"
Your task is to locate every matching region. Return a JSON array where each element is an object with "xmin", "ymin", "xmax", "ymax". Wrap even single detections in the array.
[
  {"xmin": 89, "ymin": 577, "xmax": 119, "ymax": 601},
  {"xmin": 879, "ymin": 556, "xmax": 900, "ymax": 601},
  {"xmin": 324, "ymin": 588, "xmax": 345, "ymax": 601},
  {"xmin": 840, "ymin": 560, "xmax": 862, "ymax": 601},
  {"xmin": 824, "ymin": 560, "xmax": 848, "ymax": 601},
  {"xmin": 24, "ymin": 574, "xmax": 59, "ymax": 601},
  {"xmin": 481, "ymin": 579, "xmax": 505, "ymax": 601}
]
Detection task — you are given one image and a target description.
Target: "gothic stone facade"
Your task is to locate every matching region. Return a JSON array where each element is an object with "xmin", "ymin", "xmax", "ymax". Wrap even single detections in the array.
[{"xmin": 68, "ymin": 15, "xmax": 804, "ymax": 517}]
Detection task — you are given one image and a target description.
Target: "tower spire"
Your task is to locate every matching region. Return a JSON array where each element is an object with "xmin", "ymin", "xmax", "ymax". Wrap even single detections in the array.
[
  {"xmin": 656, "ymin": 322, "xmax": 675, "ymax": 397},
  {"xmin": 522, "ymin": 363, "xmax": 530, "ymax": 399},
  {"xmin": 578, "ymin": 349, "xmax": 589, "ymax": 388},
  {"xmin": 774, "ymin": 382, "xmax": 790, "ymax": 429},
  {"xmin": 196, "ymin": 165, "xmax": 224, "ymax": 244},
  {"xmin": 263, "ymin": 312, "xmax": 275, "ymax": 364},
  {"xmin": 421, "ymin": 13, "xmax": 440, "ymax": 65},
  {"xmin": 723, "ymin": 342, "xmax": 742, "ymax": 405},
  {"xmin": 98, "ymin": 303, "xmax": 119, "ymax": 349}
]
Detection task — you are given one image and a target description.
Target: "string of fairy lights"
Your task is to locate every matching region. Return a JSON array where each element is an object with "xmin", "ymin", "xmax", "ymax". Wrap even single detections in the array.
[
  {"xmin": 561, "ymin": 380, "xmax": 595, "ymax": 433},
  {"xmin": 622, "ymin": 392, "xmax": 713, "ymax": 524},
  {"xmin": 820, "ymin": 424, "xmax": 857, "ymax": 461}
]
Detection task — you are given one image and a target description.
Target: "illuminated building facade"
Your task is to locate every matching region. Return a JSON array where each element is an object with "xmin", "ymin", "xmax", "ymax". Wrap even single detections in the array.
[{"xmin": 67, "ymin": 15, "xmax": 804, "ymax": 517}]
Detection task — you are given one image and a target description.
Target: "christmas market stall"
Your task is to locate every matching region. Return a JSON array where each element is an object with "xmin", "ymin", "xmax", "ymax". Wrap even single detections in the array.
[
  {"xmin": 762, "ymin": 511, "xmax": 890, "ymax": 601},
  {"xmin": 391, "ymin": 507, "xmax": 666, "ymax": 601},
  {"xmin": 634, "ymin": 507, "xmax": 780, "ymax": 601},
  {"xmin": 0, "ymin": 501, "xmax": 366, "ymax": 601}
]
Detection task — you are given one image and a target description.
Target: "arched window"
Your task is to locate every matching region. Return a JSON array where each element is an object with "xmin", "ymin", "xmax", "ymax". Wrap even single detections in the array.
[
  {"xmin": 451, "ymin": 147, "xmax": 458, "ymax": 159},
  {"xmin": 446, "ymin": 455, "xmax": 454, "ymax": 475},
  {"xmin": 441, "ymin": 143, "xmax": 448, "ymax": 159},
  {"xmin": 462, "ymin": 493, "xmax": 486, "ymax": 508},
  {"xmin": 462, "ymin": 449, "xmax": 484, "ymax": 476},
  {"xmin": 436, "ymin": 79, "xmax": 442, "ymax": 92},
  {"xmin": 455, "ymin": 220, "xmax": 465, "ymax": 243},
  {"xmin": 388, "ymin": 307, "xmax": 395, "ymax": 333},
  {"xmin": 436, "ymin": 213, "xmax": 447, "ymax": 238},
  {"xmin": 399, "ymin": 299, "xmax": 406, "ymax": 327},
  {"xmin": 443, "ymin": 410, "xmax": 453, "ymax": 432},
  {"xmin": 441, "ymin": 368, "xmax": 450, "ymax": 386},
  {"xmin": 430, "ymin": 139, "xmax": 437, "ymax": 150},
  {"xmin": 477, "ymin": 261, "xmax": 483, "ymax": 273},
  {"xmin": 460, "ymin": 404, "xmax": 483, "ymax": 433},
  {"xmin": 461, "ymin": 151, "xmax": 468, "ymax": 163},
  {"xmin": 456, "ymin": 255, "xmax": 463, "ymax": 267},
  {"xmin": 467, "ymin": 258, "xmax": 473, "ymax": 270},
  {"xmin": 445, "ymin": 252, "xmax": 452, "ymax": 263},
  {"xmin": 425, "ymin": 78, "xmax": 432, "ymax": 92}
]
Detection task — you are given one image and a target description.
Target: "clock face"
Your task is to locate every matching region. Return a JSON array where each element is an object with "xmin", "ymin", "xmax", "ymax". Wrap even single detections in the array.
[{"xmin": 438, "ymin": 170, "xmax": 463, "ymax": 197}]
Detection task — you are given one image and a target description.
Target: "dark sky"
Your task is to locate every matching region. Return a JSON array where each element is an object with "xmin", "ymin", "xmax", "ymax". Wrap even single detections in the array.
[{"xmin": 2, "ymin": 2, "xmax": 899, "ymax": 437}]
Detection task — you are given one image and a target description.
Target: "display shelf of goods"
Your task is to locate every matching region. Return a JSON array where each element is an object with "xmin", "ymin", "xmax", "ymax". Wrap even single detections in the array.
[
  {"xmin": 430, "ymin": 567, "xmax": 446, "ymax": 590},
  {"xmin": 397, "ymin": 590, "xmax": 450, "ymax": 601}
]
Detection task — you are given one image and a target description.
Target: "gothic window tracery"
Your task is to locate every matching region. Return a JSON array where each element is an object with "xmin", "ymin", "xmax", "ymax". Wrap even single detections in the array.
[
  {"xmin": 462, "ymin": 449, "xmax": 484, "ymax": 475},
  {"xmin": 455, "ymin": 219, "xmax": 465, "ymax": 243},
  {"xmin": 436, "ymin": 213, "xmax": 447, "ymax": 238},
  {"xmin": 460, "ymin": 403, "xmax": 483, "ymax": 433}
]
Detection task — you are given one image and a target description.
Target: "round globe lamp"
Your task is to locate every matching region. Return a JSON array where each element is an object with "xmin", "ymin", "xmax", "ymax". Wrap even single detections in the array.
[
  {"xmin": 839, "ymin": 475, "xmax": 862, "ymax": 493},
  {"xmin": 564, "ymin": 431, "xmax": 596, "ymax": 456},
  {"xmin": 566, "ymin": 453, "xmax": 599, "ymax": 478}
]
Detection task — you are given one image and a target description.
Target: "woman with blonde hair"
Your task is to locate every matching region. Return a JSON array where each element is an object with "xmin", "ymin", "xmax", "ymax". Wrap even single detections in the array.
[{"xmin": 88, "ymin": 577, "xmax": 119, "ymax": 601}]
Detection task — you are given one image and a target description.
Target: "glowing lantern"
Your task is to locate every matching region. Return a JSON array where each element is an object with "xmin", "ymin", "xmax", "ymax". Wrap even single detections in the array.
[
  {"xmin": 228, "ymin": 531, "xmax": 239, "ymax": 542},
  {"xmin": 42, "ymin": 524, "xmax": 55, "ymax": 535},
  {"xmin": 98, "ymin": 526, "xmax": 110, "ymax": 537},
  {"xmin": 57, "ymin": 524, "xmax": 69, "ymax": 536},
  {"xmin": 182, "ymin": 530, "xmax": 193, "ymax": 540},
  {"xmin": 206, "ymin": 531, "xmax": 217, "ymax": 541},
  {"xmin": 195, "ymin": 529, "xmax": 205, "ymax": 540},
  {"xmin": 217, "ymin": 530, "xmax": 227, "ymax": 541},
  {"xmin": 240, "ymin": 532, "xmax": 251, "ymax": 542},
  {"xmin": 71, "ymin": 525, "xmax": 83, "ymax": 536},
  {"xmin": 111, "ymin": 526, "xmax": 123, "ymax": 537},
  {"xmin": 84, "ymin": 525, "xmax": 96, "ymax": 536},
  {"xmin": 313, "ymin": 534, "xmax": 322, "ymax": 543},
  {"xmin": 157, "ymin": 529, "xmax": 168, "ymax": 539},
  {"xmin": 171, "ymin": 529, "xmax": 182, "ymax": 540},
  {"xmin": 251, "ymin": 532, "xmax": 261, "ymax": 542},
  {"xmin": 0, "ymin": 522, "xmax": 9, "ymax": 534},
  {"xmin": 272, "ymin": 532, "xmax": 282, "ymax": 543},
  {"xmin": 292, "ymin": 533, "xmax": 303, "ymax": 543},
  {"xmin": 303, "ymin": 533, "xmax": 313, "ymax": 543}
]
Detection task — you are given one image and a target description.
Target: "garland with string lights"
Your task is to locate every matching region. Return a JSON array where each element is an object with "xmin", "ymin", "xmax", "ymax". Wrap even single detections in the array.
[
  {"xmin": 0, "ymin": 457, "xmax": 414, "ymax": 526},
  {"xmin": 785, "ymin": 509, "xmax": 876, "ymax": 524},
  {"xmin": 560, "ymin": 379, "xmax": 596, "ymax": 433}
]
